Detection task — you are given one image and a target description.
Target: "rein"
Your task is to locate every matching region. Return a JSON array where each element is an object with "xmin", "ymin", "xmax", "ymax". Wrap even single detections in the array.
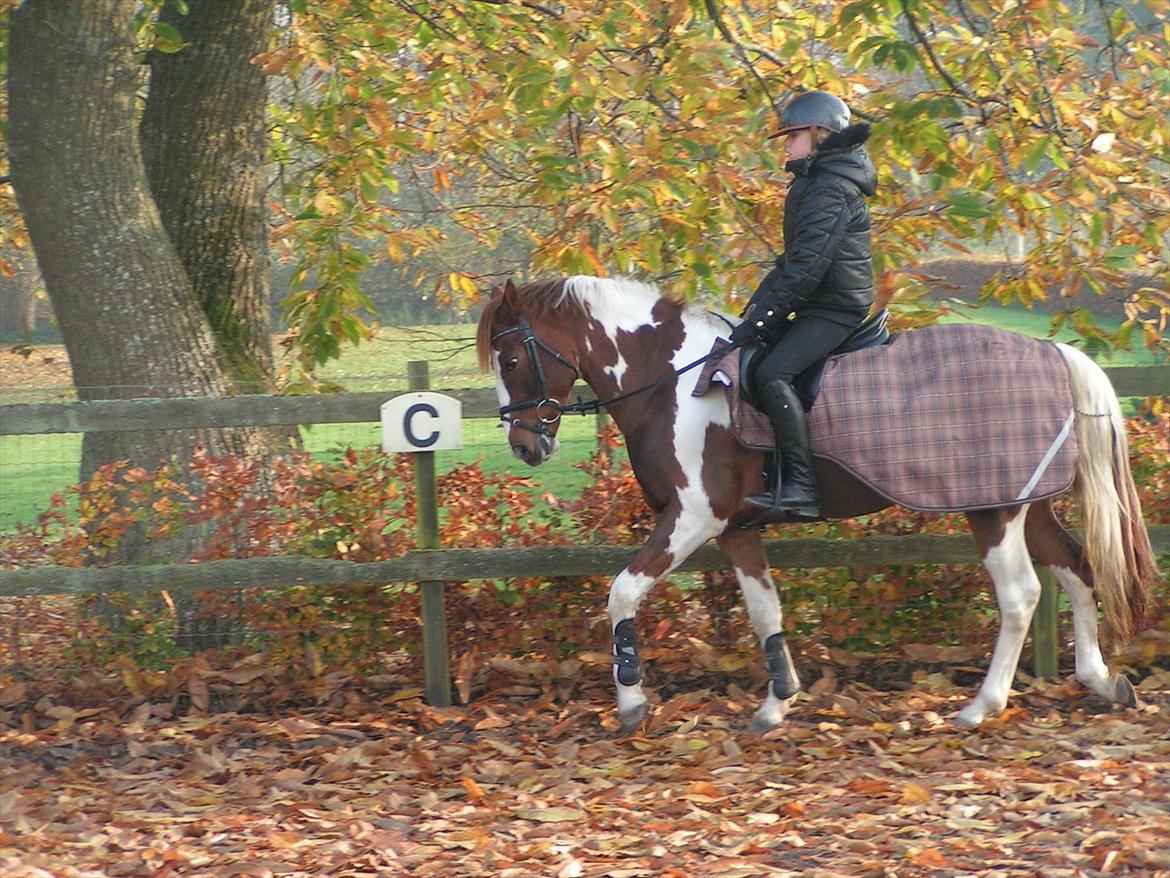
[{"xmin": 491, "ymin": 316, "xmax": 738, "ymax": 435}]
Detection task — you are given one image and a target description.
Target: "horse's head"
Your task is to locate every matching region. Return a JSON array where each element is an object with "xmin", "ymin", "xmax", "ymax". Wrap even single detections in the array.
[{"xmin": 476, "ymin": 278, "xmax": 583, "ymax": 466}]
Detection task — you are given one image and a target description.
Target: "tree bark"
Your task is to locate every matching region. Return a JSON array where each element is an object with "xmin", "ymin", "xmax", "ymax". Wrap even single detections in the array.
[
  {"xmin": 7, "ymin": 0, "xmax": 271, "ymax": 484},
  {"xmin": 141, "ymin": 0, "xmax": 278, "ymax": 393},
  {"xmin": 9, "ymin": 1, "xmax": 279, "ymax": 644}
]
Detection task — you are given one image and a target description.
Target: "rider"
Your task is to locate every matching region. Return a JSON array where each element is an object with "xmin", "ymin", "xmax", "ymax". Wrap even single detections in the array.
[{"xmin": 730, "ymin": 90, "xmax": 878, "ymax": 525}]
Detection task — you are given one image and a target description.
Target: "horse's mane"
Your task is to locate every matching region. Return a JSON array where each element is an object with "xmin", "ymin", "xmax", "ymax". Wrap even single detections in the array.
[{"xmin": 476, "ymin": 276, "xmax": 683, "ymax": 370}]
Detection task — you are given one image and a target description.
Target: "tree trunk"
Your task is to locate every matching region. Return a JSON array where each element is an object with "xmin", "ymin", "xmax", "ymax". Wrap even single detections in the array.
[
  {"xmin": 7, "ymin": 1, "xmax": 266, "ymax": 483},
  {"xmin": 141, "ymin": 0, "xmax": 279, "ymax": 394}
]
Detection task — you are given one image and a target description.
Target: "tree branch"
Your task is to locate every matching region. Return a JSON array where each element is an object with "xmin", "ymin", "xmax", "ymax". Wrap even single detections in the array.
[
  {"xmin": 902, "ymin": 1, "xmax": 970, "ymax": 98},
  {"xmin": 703, "ymin": 0, "xmax": 781, "ymax": 117},
  {"xmin": 469, "ymin": 0, "xmax": 563, "ymax": 18}
]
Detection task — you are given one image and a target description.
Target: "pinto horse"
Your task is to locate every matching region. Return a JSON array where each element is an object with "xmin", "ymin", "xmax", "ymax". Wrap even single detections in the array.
[{"xmin": 476, "ymin": 276, "xmax": 1156, "ymax": 734}]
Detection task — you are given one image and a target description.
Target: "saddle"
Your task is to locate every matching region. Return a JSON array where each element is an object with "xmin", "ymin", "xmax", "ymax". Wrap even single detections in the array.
[{"xmin": 738, "ymin": 309, "xmax": 891, "ymax": 410}]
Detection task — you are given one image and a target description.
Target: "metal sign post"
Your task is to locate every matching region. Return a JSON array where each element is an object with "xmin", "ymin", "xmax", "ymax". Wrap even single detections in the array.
[{"xmin": 381, "ymin": 361, "xmax": 461, "ymax": 707}]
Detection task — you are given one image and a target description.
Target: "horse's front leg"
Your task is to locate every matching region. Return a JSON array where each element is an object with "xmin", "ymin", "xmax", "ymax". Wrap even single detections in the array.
[
  {"xmin": 608, "ymin": 505, "xmax": 721, "ymax": 735},
  {"xmin": 715, "ymin": 528, "xmax": 801, "ymax": 732}
]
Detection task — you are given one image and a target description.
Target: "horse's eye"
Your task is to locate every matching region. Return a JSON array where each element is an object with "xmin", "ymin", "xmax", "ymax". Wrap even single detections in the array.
[{"xmin": 505, "ymin": 357, "xmax": 519, "ymax": 372}]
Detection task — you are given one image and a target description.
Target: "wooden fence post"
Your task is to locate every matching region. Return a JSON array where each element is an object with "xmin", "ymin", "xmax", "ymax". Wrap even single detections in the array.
[
  {"xmin": 408, "ymin": 360, "xmax": 452, "ymax": 707},
  {"xmin": 1030, "ymin": 565, "xmax": 1059, "ymax": 680}
]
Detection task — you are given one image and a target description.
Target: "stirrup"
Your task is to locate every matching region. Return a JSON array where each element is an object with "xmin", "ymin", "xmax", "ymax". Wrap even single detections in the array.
[
  {"xmin": 773, "ymin": 500, "xmax": 820, "ymax": 521},
  {"xmin": 742, "ymin": 499, "xmax": 809, "ymax": 528}
]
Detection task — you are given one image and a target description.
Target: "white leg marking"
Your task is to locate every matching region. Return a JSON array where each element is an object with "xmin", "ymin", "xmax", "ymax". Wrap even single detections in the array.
[
  {"xmin": 739, "ymin": 569, "xmax": 783, "ymax": 644},
  {"xmin": 607, "ymin": 569, "xmax": 656, "ymax": 720},
  {"xmin": 743, "ymin": 571, "xmax": 798, "ymax": 730},
  {"xmin": 608, "ymin": 569, "xmax": 656, "ymax": 626},
  {"xmin": 1051, "ymin": 565, "xmax": 1115, "ymax": 699},
  {"xmin": 751, "ymin": 634, "xmax": 799, "ymax": 732},
  {"xmin": 720, "ymin": 545, "xmax": 799, "ymax": 731},
  {"xmin": 958, "ymin": 510, "xmax": 1041, "ymax": 727}
]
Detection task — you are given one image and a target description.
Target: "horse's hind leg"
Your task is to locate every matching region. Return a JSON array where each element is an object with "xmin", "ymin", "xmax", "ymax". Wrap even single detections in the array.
[
  {"xmin": 1024, "ymin": 501, "xmax": 1138, "ymax": 707},
  {"xmin": 958, "ymin": 506, "xmax": 1041, "ymax": 728},
  {"xmin": 715, "ymin": 528, "xmax": 800, "ymax": 732}
]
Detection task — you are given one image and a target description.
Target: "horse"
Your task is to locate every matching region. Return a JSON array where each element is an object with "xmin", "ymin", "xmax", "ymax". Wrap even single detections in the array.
[{"xmin": 475, "ymin": 275, "xmax": 1157, "ymax": 735}]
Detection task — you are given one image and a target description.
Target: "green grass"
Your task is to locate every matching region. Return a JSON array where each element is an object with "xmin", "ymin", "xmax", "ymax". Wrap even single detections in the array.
[
  {"xmin": 0, "ymin": 309, "xmax": 1161, "ymax": 532},
  {"xmin": 938, "ymin": 304, "xmax": 1160, "ymax": 366},
  {"xmin": 311, "ymin": 324, "xmax": 483, "ymax": 391}
]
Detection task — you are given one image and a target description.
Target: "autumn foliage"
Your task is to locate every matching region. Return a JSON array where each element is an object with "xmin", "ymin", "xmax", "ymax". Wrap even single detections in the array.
[{"xmin": 258, "ymin": 0, "xmax": 1168, "ymax": 375}]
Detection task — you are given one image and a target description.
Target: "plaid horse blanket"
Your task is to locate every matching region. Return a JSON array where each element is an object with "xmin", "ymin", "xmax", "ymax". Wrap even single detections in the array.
[{"xmin": 693, "ymin": 324, "xmax": 1078, "ymax": 512}]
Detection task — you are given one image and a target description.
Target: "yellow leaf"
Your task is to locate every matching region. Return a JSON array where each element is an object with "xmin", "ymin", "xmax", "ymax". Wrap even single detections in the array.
[
  {"xmin": 900, "ymin": 782, "xmax": 933, "ymax": 804},
  {"xmin": 313, "ymin": 192, "xmax": 343, "ymax": 217},
  {"xmin": 386, "ymin": 235, "xmax": 405, "ymax": 264},
  {"xmin": 457, "ymin": 273, "xmax": 479, "ymax": 297}
]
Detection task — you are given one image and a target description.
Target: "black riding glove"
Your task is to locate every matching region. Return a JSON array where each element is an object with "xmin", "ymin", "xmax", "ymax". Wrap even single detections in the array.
[
  {"xmin": 731, "ymin": 299, "xmax": 789, "ymax": 345},
  {"xmin": 729, "ymin": 319, "xmax": 764, "ymax": 346}
]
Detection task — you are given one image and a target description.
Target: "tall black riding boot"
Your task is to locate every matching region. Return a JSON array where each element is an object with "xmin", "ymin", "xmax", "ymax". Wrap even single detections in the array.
[{"xmin": 743, "ymin": 379, "xmax": 820, "ymax": 526}]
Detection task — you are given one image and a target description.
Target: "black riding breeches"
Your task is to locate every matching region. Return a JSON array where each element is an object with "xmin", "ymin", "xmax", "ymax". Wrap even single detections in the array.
[{"xmin": 753, "ymin": 315, "xmax": 858, "ymax": 386}]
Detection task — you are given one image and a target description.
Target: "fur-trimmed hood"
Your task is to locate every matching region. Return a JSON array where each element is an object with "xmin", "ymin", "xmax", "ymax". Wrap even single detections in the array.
[{"xmin": 786, "ymin": 123, "xmax": 877, "ymax": 196}]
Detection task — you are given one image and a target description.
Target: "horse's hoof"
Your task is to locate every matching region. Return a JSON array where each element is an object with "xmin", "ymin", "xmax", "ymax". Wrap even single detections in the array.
[
  {"xmin": 953, "ymin": 707, "xmax": 984, "ymax": 729},
  {"xmin": 617, "ymin": 703, "xmax": 648, "ymax": 736},
  {"xmin": 748, "ymin": 713, "xmax": 782, "ymax": 734},
  {"xmin": 1111, "ymin": 674, "xmax": 1139, "ymax": 708}
]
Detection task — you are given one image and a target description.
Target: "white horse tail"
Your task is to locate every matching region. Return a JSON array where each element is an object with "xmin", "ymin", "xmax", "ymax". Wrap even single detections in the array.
[{"xmin": 1058, "ymin": 343, "xmax": 1157, "ymax": 645}]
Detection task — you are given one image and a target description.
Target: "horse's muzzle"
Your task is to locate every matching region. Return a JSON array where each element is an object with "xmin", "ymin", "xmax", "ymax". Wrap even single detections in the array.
[{"xmin": 511, "ymin": 433, "xmax": 558, "ymax": 466}]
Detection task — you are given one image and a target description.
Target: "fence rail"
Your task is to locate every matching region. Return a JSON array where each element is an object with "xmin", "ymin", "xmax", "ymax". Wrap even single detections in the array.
[
  {"xmin": 2, "ymin": 365, "xmax": 1165, "ymax": 435},
  {"xmin": 2, "ymin": 529, "xmax": 1167, "ymax": 600}
]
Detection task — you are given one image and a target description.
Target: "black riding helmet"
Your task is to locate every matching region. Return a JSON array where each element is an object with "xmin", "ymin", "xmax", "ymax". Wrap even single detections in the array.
[{"xmin": 767, "ymin": 91, "xmax": 851, "ymax": 139}]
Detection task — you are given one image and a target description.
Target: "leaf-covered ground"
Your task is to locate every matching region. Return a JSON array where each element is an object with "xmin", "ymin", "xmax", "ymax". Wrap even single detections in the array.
[{"xmin": 2, "ymin": 670, "xmax": 1167, "ymax": 878}]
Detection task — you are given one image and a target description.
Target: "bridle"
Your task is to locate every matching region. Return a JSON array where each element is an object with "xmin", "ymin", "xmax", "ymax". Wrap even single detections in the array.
[
  {"xmin": 491, "ymin": 314, "xmax": 739, "ymax": 437},
  {"xmin": 491, "ymin": 315, "xmax": 582, "ymax": 437}
]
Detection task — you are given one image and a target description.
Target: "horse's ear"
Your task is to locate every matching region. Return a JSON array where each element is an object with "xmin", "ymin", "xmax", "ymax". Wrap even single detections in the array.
[{"xmin": 496, "ymin": 278, "xmax": 521, "ymax": 322}]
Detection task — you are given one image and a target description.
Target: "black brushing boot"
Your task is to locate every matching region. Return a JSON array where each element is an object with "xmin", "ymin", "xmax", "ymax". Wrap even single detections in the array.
[{"xmin": 743, "ymin": 379, "xmax": 821, "ymax": 526}]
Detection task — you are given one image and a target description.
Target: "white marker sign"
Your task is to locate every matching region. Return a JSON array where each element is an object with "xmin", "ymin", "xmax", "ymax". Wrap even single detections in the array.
[{"xmin": 381, "ymin": 392, "xmax": 463, "ymax": 453}]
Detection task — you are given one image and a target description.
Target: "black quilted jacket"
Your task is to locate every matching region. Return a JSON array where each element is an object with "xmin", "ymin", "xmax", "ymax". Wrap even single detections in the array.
[{"xmin": 747, "ymin": 123, "xmax": 877, "ymax": 328}]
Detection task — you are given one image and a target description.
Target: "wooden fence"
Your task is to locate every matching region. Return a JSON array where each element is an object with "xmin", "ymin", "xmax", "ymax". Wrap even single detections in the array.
[{"xmin": 1, "ymin": 362, "xmax": 1166, "ymax": 705}]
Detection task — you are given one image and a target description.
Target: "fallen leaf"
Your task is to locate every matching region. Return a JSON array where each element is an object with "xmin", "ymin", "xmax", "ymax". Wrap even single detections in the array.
[
  {"xmin": 909, "ymin": 848, "xmax": 955, "ymax": 868},
  {"xmin": 900, "ymin": 782, "xmax": 933, "ymax": 804},
  {"xmin": 515, "ymin": 807, "xmax": 586, "ymax": 823},
  {"xmin": 808, "ymin": 666, "xmax": 837, "ymax": 697},
  {"xmin": 0, "ymin": 682, "xmax": 27, "ymax": 707}
]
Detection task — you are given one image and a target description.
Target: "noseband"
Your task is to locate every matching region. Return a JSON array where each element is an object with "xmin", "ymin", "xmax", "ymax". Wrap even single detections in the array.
[{"xmin": 491, "ymin": 315, "xmax": 581, "ymax": 437}]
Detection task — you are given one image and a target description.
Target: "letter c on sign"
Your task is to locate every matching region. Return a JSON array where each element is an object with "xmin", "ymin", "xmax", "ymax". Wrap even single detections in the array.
[{"xmin": 404, "ymin": 403, "xmax": 440, "ymax": 448}]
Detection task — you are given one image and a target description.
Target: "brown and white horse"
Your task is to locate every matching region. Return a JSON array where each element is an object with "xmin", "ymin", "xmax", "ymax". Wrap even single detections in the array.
[{"xmin": 476, "ymin": 276, "xmax": 1156, "ymax": 734}]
